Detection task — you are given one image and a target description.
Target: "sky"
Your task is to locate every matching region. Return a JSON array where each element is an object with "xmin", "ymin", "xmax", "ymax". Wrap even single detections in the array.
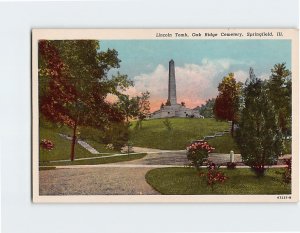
[{"xmin": 100, "ymin": 40, "xmax": 291, "ymax": 111}]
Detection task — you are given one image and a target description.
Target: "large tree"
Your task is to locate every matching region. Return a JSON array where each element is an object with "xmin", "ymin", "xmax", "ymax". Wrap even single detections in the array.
[
  {"xmin": 214, "ymin": 73, "xmax": 242, "ymax": 136},
  {"xmin": 267, "ymin": 63, "xmax": 291, "ymax": 137},
  {"xmin": 39, "ymin": 40, "xmax": 132, "ymax": 161},
  {"xmin": 236, "ymin": 68, "xmax": 283, "ymax": 176}
]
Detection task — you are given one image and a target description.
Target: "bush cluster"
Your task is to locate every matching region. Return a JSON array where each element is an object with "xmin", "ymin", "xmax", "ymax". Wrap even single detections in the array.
[
  {"xmin": 40, "ymin": 139, "xmax": 54, "ymax": 151},
  {"xmin": 186, "ymin": 140, "xmax": 214, "ymax": 170}
]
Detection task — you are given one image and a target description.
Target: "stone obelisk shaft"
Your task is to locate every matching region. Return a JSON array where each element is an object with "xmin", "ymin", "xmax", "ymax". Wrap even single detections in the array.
[{"xmin": 168, "ymin": 59, "xmax": 177, "ymax": 105}]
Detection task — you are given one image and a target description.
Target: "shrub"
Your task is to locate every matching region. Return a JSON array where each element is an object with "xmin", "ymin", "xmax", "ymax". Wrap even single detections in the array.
[
  {"xmin": 206, "ymin": 162, "xmax": 228, "ymax": 191},
  {"xmin": 186, "ymin": 141, "xmax": 214, "ymax": 170},
  {"xmin": 40, "ymin": 139, "xmax": 54, "ymax": 151},
  {"xmin": 105, "ymin": 144, "xmax": 114, "ymax": 150},
  {"xmin": 282, "ymin": 158, "xmax": 292, "ymax": 184},
  {"xmin": 162, "ymin": 118, "xmax": 173, "ymax": 131},
  {"xmin": 103, "ymin": 123, "xmax": 129, "ymax": 151}
]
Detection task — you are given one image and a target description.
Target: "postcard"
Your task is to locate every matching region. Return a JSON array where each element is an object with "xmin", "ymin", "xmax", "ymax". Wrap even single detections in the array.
[{"xmin": 32, "ymin": 29, "xmax": 299, "ymax": 202}]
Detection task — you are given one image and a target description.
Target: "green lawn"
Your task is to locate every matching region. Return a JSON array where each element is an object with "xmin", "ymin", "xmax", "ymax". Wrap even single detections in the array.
[
  {"xmin": 130, "ymin": 118, "xmax": 228, "ymax": 150},
  {"xmin": 41, "ymin": 153, "xmax": 146, "ymax": 166},
  {"xmin": 146, "ymin": 167, "xmax": 291, "ymax": 195},
  {"xmin": 39, "ymin": 126, "xmax": 118, "ymax": 162},
  {"xmin": 208, "ymin": 134, "xmax": 240, "ymax": 154}
]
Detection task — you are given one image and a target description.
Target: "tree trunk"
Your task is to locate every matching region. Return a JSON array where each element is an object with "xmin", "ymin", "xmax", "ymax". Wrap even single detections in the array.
[
  {"xmin": 231, "ymin": 120, "xmax": 234, "ymax": 137},
  {"xmin": 70, "ymin": 121, "xmax": 77, "ymax": 161}
]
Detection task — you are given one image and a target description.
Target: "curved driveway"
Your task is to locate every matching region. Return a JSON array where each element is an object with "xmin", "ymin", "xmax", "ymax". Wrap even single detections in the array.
[{"xmin": 39, "ymin": 148, "xmax": 245, "ymax": 195}]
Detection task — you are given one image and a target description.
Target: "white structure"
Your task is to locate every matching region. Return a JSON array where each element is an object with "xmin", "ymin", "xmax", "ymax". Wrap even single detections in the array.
[{"xmin": 149, "ymin": 60, "xmax": 203, "ymax": 119}]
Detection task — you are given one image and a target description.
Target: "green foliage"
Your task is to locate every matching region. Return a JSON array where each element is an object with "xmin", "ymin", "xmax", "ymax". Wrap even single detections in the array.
[
  {"xmin": 186, "ymin": 141, "xmax": 214, "ymax": 170},
  {"xmin": 134, "ymin": 120, "xmax": 143, "ymax": 130},
  {"xmin": 77, "ymin": 126, "xmax": 105, "ymax": 142},
  {"xmin": 279, "ymin": 159, "xmax": 292, "ymax": 184},
  {"xmin": 127, "ymin": 91, "xmax": 151, "ymax": 130},
  {"xmin": 39, "ymin": 40, "xmax": 132, "ymax": 160},
  {"xmin": 214, "ymin": 73, "xmax": 242, "ymax": 135},
  {"xmin": 102, "ymin": 122, "xmax": 130, "ymax": 151},
  {"xmin": 199, "ymin": 98, "xmax": 215, "ymax": 118},
  {"xmin": 236, "ymin": 68, "xmax": 284, "ymax": 176},
  {"xmin": 205, "ymin": 163, "xmax": 228, "ymax": 191},
  {"xmin": 39, "ymin": 126, "xmax": 117, "ymax": 163},
  {"xmin": 162, "ymin": 118, "xmax": 173, "ymax": 131},
  {"xmin": 116, "ymin": 94, "xmax": 139, "ymax": 122},
  {"xmin": 267, "ymin": 63, "xmax": 292, "ymax": 137},
  {"xmin": 145, "ymin": 167, "xmax": 291, "ymax": 195},
  {"xmin": 137, "ymin": 91, "xmax": 151, "ymax": 121}
]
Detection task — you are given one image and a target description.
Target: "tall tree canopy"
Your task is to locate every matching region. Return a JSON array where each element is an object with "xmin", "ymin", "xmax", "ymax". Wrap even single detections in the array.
[
  {"xmin": 214, "ymin": 73, "xmax": 242, "ymax": 135},
  {"xmin": 267, "ymin": 63, "xmax": 291, "ymax": 137},
  {"xmin": 39, "ymin": 40, "xmax": 132, "ymax": 160},
  {"xmin": 236, "ymin": 68, "xmax": 283, "ymax": 176}
]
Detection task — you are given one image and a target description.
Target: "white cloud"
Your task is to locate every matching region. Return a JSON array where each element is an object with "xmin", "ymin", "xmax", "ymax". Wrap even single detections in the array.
[
  {"xmin": 234, "ymin": 70, "xmax": 248, "ymax": 83},
  {"xmin": 258, "ymin": 73, "xmax": 270, "ymax": 80},
  {"xmin": 122, "ymin": 58, "xmax": 256, "ymax": 111}
]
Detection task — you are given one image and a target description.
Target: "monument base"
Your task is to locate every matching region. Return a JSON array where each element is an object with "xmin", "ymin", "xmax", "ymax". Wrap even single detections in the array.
[{"xmin": 150, "ymin": 104, "xmax": 203, "ymax": 119}]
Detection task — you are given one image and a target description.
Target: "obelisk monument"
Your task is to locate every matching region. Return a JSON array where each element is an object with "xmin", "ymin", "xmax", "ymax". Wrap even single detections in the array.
[{"xmin": 168, "ymin": 59, "xmax": 177, "ymax": 105}]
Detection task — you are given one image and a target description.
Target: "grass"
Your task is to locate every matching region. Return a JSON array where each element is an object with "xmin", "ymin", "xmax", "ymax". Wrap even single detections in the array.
[
  {"xmin": 208, "ymin": 134, "xmax": 240, "ymax": 154},
  {"xmin": 40, "ymin": 153, "xmax": 147, "ymax": 166},
  {"xmin": 146, "ymin": 167, "xmax": 291, "ymax": 195},
  {"xmin": 130, "ymin": 118, "xmax": 228, "ymax": 150},
  {"xmin": 85, "ymin": 139, "xmax": 119, "ymax": 154},
  {"xmin": 284, "ymin": 140, "xmax": 292, "ymax": 154},
  {"xmin": 39, "ymin": 166, "xmax": 56, "ymax": 171},
  {"xmin": 39, "ymin": 126, "xmax": 119, "ymax": 162}
]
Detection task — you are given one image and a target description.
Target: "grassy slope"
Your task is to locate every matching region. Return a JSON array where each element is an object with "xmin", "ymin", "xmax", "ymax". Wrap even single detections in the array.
[
  {"xmin": 208, "ymin": 134, "xmax": 240, "ymax": 154},
  {"xmin": 39, "ymin": 126, "xmax": 118, "ymax": 162},
  {"xmin": 146, "ymin": 167, "xmax": 291, "ymax": 195},
  {"xmin": 130, "ymin": 118, "xmax": 228, "ymax": 150}
]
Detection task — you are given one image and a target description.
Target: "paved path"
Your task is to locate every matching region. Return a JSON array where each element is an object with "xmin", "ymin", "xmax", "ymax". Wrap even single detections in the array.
[
  {"xmin": 40, "ymin": 167, "xmax": 158, "ymax": 195},
  {"xmin": 39, "ymin": 147, "xmax": 291, "ymax": 195}
]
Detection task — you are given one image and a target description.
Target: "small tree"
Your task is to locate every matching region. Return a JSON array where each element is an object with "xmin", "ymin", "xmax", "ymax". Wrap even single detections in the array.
[
  {"xmin": 214, "ymin": 73, "xmax": 242, "ymax": 136},
  {"xmin": 236, "ymin": 68, "xmax": 283, "ymax": 176},
  {"xmin": 102, "ymin": 122, "xmax": 130, "ymax": 151},
  {"xmin": 135, "ymin": 91, "xmax": 150, "ymax": 130},
  {"xmin": 162, "ymin": 118, "xmax": 173, "ymax": 131},
  {"xmin": 199, "ymin": 98, "xmax": 215, "ymax": 118}
]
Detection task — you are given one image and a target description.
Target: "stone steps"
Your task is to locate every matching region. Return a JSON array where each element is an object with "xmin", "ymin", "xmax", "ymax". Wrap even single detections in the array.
[
  {"xmin": 202, "ymin": 129, "xmax": 229, "ymax": 141},
  {"xmin": 58, "ymin": 133, "xmax": 100, "ymax": 154}
]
